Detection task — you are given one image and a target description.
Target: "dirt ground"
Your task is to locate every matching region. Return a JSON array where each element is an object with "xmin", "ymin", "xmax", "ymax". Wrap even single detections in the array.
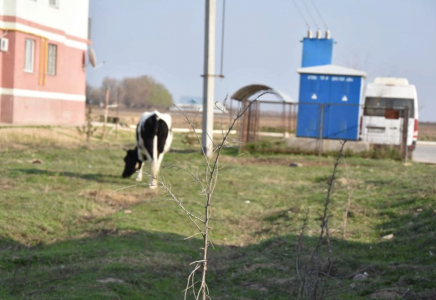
[{"xmin": 418, "ymin": 122, "xmax": 436, "ymax": 141}]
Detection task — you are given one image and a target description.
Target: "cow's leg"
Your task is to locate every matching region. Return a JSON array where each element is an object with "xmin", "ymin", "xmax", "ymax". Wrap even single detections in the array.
[
  {"xmin": 149, "ymin": 159, "xmax": 158, "ymax": 188},
  {"xmin": 150, "ymin": 152, "xmax": 165, "ymax": 189},
  {"xmin": 135, "ymin": 161, "xmax": 144, "ymax": 181},
  {"xmin": 149, "ymin": 170, "xmax": 157, "ymax": 188},
  {"xmin": 149, "ymin": 135, "xmax": 159, "ymax": 189}
]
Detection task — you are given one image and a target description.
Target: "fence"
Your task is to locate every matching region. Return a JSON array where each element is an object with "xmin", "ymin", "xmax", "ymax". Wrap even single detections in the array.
[
  {"xmin": 90, "ymin": 102, "xmax": 412, "ymax": 160},
  {"xmin": 231, "ymin": 101, "xmax": 412, "ymax": 160}
]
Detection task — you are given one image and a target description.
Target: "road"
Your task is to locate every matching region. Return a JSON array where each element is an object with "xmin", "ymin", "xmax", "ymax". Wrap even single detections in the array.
[{"xmin": 413, "ymin": 141, "xmax": 436, "ymax": 164}]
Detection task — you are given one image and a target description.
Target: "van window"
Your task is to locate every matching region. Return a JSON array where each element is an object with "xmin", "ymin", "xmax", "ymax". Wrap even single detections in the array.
[{"xmin": 364, "ymin": 97, "xmax": 414, "ymax": 118}]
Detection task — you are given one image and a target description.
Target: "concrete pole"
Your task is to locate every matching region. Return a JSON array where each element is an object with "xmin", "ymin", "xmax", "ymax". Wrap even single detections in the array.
[{"xmin": 202, "ymin": 0, "xmax": 216, "ymax": 158}]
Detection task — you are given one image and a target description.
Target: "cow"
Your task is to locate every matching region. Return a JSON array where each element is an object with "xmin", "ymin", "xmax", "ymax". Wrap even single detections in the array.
[{"xmin": 122, "ymin": 110, "xmax": 173, "ymax": 189}]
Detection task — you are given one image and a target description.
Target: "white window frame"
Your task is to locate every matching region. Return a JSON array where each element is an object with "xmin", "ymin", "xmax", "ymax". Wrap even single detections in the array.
[
  {"xmin": 24, "ymin": 39, "xmax": 35, "ymax": 73},
  {"xmin": 47, "ymin": 43, "xmax": 57, "ymax": 76},
  {"xmin": 49, "ymin": 0, "xmax": 59, "ymax": 8}
]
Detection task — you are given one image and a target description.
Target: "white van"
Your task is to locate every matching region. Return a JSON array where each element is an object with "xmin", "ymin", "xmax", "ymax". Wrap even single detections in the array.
[{"xmin": 360, "ymin": 77, "xmax": 418, "ymax": 152}]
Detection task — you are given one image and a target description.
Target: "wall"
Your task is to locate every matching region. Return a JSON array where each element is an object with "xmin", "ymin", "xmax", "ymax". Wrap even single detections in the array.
[
  {"xmin": 3, "ymin": 0, "xmax": 89, "ymax": 41},
  {"xmin": 0, "ymin": 0, "xmax": 89, "ymax": 124}
]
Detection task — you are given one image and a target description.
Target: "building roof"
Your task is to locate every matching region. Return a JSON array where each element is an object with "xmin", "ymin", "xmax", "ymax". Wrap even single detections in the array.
[
  {"xmin": 297, "ymin": 64, "xmax": 366, "ymax": 78},
  {"xmin": 231, "ymin": 84, "xmax": 294, "ymax": 102},
  {"xmin": 177, "ymin": 96, "xmax": 203, "ymax": 105}
]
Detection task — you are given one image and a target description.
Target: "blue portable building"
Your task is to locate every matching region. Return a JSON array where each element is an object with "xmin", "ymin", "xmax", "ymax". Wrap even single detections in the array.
[{"xmin": 296, "ymin": 64, "xmax": 366, "ymax": 140}]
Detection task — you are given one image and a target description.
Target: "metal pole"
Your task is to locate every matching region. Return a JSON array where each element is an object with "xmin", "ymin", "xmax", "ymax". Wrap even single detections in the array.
[
  {"xmin": 402, "ymin": 108, "xmax": 409, "ymax": 162},
  {"xmin": 318, "ymin": 104, "xmax": 324, "ymax": 156},
  {"xmin": 241, "ymin": 99, "xmax": 248, "ymax": 144},
  {"xmin": 116, "ymin": 86, "xmax": 120, "ymax": 135},
  {"xmin": 202, "ymin": 0, "xmax": 216, "ymax": 158}
]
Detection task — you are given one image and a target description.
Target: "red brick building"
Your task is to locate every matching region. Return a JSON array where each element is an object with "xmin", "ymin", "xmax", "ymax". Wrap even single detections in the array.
[{"xmin": 0, "ymin": 0, "xmax": 90, "ymax": 125}]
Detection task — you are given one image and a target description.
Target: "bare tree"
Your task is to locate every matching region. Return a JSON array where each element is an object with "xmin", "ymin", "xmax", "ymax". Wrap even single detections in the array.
[
  {"xmin": 86, "ymin": 74, "xmax": 173, "ymax": 109},
  {"xmin": 120, "ymin": 75, "xmax": 173, "ymax": 108},
  {"xmin": 297, "ymin": 141, "xmax": 347, "ymax": 300},
  {"xmin": 101, "ymin": 77, "xmax": 120, "ymax": 105},
  {"xmin": 86, "ymin": 84, "xmax": 105, "ymax": 106},
  {"xmin": 144, "ymin": 93, "xmax": 270, "ymax": 300}
]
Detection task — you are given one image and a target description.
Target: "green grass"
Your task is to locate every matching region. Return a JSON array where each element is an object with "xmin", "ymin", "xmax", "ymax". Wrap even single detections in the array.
[{"xmin": 0, "ymin": 127, "xmax": 435, "ymax": 299}]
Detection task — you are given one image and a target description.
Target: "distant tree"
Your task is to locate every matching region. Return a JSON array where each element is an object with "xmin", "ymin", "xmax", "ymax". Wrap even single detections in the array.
[
  {"xmin": 86, "ymin": 75, "xmax": 173, "ymax": 108},
  {"xmin": 86, "ymin": 84, "xmax": 93, "ymax": 104},
  {"xmin": 150, "ymin": 82, "xmax": 173, "ymax": 107},
  {"xmin": 121, "ymin": 76, "xmax": 152, "ymax": 108},
  {"xmin": 101, "ymin": 77, "xmax": 120, "ymax": 105},
  {"xmin": 120, "ymin": 75, "xmax": 172, "ymax": 108},
  {"xmin": 86, "ymin": 84, "xmax": 105, "ymax": 106}
]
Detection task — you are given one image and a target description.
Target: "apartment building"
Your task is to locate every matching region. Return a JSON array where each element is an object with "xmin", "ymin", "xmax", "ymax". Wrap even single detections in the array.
[{"xmin": 0, "ymin": 0, "xmax": 90, "ymax": 124}]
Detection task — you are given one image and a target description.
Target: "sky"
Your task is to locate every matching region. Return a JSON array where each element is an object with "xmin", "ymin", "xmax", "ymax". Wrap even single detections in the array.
[{"xmin": 87, "ymin": 0, "xmax": 436, "ymax": 122}]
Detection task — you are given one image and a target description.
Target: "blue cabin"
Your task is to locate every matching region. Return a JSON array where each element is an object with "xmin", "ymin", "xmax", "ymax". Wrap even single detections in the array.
[{"xmin": 296, "ymin": 64, "xmax": 366, "ymax": 140}]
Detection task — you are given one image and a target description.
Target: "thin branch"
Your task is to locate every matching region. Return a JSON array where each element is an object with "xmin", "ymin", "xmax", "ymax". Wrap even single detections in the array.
[
  {"xmin": 111, "ymin": 183, "xmax": 149, "ymax": 193},
  {"xmin": 173, "ymin": 104, "xmax": 212, "ymax": 174},
  {"xmin": 157, "ymin": 178, "xmax": 205, "ymax": 232},
  {"xmin": 184, "ymin": 232, "xmax": 203, "ymax": 240},
  {"xmin": 184, "ymin": 264, "xmax": 201, "ymax": 300},
  {"xmin": 162, "ymin": 164, "xmax": 206, "ymax": 191},
  {"xmin": 342, "ymin": 155, "xmax": 353, "ymax": 240}
]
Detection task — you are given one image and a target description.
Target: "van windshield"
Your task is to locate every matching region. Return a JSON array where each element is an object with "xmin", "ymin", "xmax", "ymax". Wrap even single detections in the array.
[{"xmin": 364, "ymin": 97, "xmax": 414, "ymax": 118}]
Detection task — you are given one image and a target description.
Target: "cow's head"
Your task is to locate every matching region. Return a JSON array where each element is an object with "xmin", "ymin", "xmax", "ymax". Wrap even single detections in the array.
[{"xmin": 122, "ymin": 148, "xmax": 142, "ymax": 178}]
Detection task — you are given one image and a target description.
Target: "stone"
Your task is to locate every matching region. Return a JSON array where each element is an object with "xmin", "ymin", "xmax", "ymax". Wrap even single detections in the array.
[
  {"xmin": 382, "ymin": 234, "xmax": 394, "ymax": 240},
  {"xmin": 353, "ymin": 272, "xmax": 368, "ymax": 281},
  {"xmin": 97, "ymin": 278, "xmax": 124, "ymax": 284},
  {"xmin": 290, "ymin": 162, "xmax": 303, "ymax": 167}
]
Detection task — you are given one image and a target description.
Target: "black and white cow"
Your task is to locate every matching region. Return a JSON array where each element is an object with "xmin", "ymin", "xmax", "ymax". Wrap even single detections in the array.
[{"xmin": 122, "ymin": 110, "xmax": 173, "ymax": 189}]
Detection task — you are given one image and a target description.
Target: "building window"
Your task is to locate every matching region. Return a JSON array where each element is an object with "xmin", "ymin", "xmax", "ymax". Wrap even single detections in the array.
[
  {"xmin": 49, "ymin": 0, "xmax": 58, "ymax": 8},
  {"xmin": 47, "ymin": 44, "xmax": 57, "ymax": 76},
  {"xmin": 24, "ymin": 39, "xmax": 35, "ymax": 73}
]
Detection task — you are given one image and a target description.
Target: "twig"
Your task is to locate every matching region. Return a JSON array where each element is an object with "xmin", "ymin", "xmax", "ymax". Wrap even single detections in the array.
[
  {"xmin": 342, "ymin": 155, "xmax": 353, "ymax": 240},
  {"xmin": 400, "ymin": 288, "xmax": 410, "ymax": 298},
  {"xmin": 298, "ymin": 141, "xmax": 347, "ymax": 300}
]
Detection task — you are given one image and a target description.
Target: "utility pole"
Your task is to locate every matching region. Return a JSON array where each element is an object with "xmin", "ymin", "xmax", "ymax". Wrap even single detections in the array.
[
  {"xmin": 202, "ymin": 0, "xmax": 216, "ymax": 158},
  {"xmin": 116, "ymin": 86, "xmax": 120, "ymax": 135}
]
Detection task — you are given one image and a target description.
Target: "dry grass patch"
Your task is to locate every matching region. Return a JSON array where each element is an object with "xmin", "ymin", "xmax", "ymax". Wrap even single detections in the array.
[
  {"xmin": 0, "ymin": 127, "xmax": 83, "ymax": 150},
  {"xmin": 418, "ymin": 122, "xmax": 436, "ymax": 141},
  {"xmin": 220, "ymin": 156, "xmax": 334, "ymax": 167},
  {"xmin": 80, "ymin": 189, "xmax": 157, "ymax": 215},
  {"xmin": 0, "ymin": 178, "xmax": 15, "ymax": 190}
]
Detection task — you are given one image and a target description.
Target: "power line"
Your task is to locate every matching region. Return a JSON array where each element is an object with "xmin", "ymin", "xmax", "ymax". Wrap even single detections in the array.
[
  {"xmin": 219, "ymin": 0, "xmax": 226, "ymax": 77},
  {"xmin": 300, "ymin": 0, "xmax": 319, "ymax": 29},
  {"xmin": 310, "ymin": 0, "xmax": 328, "ymax": 29},
  {"xmin": 292, "ymin": 0, "xmax": 310, "ymax": 30}
]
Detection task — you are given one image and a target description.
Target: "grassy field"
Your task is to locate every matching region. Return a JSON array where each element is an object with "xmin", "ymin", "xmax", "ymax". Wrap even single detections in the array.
[{"xmin": 0, "ymin": 125, "xmax": 435, "ymax": 299}]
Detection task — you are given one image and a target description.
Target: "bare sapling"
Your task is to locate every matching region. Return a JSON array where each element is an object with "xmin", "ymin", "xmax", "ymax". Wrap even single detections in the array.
[
  {"xmin": 77, "ymin": 106, "xmax": 98, "ymax": 147},
  {"xmin": 148, "ymin": 93, "xmax": 269, "ymax": 300},
  {"xmin": 342, "ymin": 155, "xmax": 353, "ymax": 240},
  {"xmin": 297, "ymin": 141, "xmax": 347, "ymax": 300}
]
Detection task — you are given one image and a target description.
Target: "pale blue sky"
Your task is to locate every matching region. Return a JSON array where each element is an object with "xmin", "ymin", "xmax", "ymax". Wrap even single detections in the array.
[{"xmin": 87, "ymin": 0, "xmax": 436, "ymax": 122}]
